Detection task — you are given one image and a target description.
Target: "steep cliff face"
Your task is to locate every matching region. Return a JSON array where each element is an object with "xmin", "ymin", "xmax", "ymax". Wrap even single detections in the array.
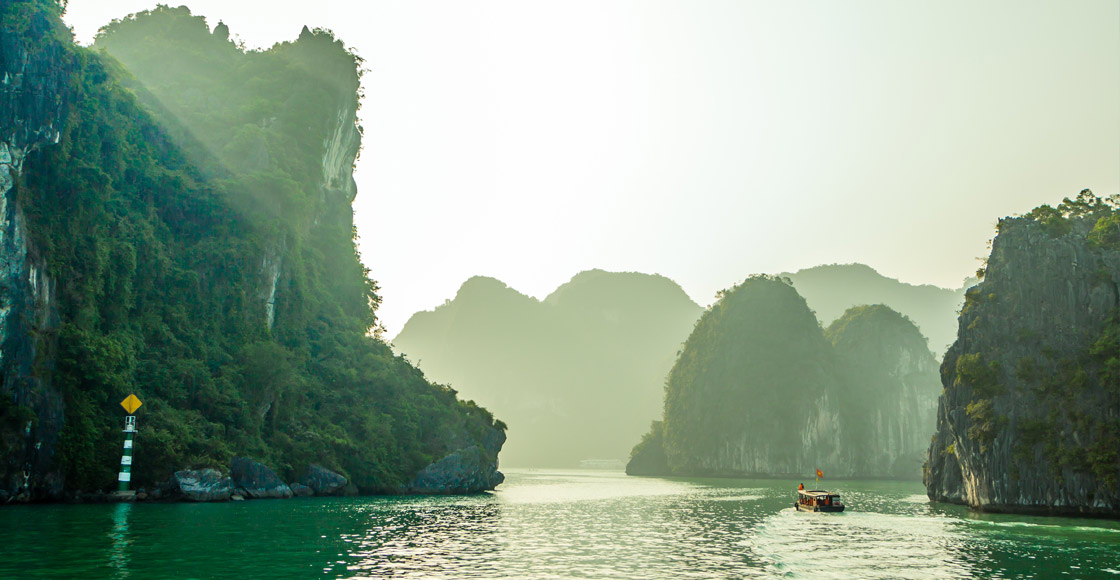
[
  {"xmin": 0, "ymin": 4, "xmax": 504, "ymax": 499},
  {"xmin": 659, "ymin": 276, "xmax": 844, "ymax": 476},
  {"xmin": 827, "ymin": 305, "xmax": 940, "ymax": 479},
  {"xmin": 631, "ymin": 276, "xmax": 940, "ymax": 479},
  {"xmin": 0, "ymin": 1, "xmax": 71, "ymax": 499},
  {"xmin": 926, "ymin": 193, "xmax": 1120, "ymax": 516}
]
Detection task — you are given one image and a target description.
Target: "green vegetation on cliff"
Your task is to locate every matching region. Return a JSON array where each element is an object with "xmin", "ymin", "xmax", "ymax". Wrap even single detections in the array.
[
  {"xmin": 5, "ymin": 3, "xmax": 501, "ymax": 494},
  {"xmin": 625, "ymin": 421, "xmax": 668, "ymax": 476},
  {"xmin": 926, "ymin": 190, "xmax": 1120, "ymax": 515},
  {"xmin": 660, "ymin": 275, "xmax": 837, "ymax": 474},
  {"xmin": 825, "ymin": 305, "xmax": 940, "ymax": 476},
  {"xmin": 631, "ymin": 277, "xmax": 940, "ymax": 479}
]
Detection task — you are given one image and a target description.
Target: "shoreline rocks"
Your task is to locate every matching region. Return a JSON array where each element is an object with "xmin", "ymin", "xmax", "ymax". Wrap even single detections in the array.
[
  {"xmin": 168, "ymin": 469, "xmax": 233, "ymax": 502},
  {"xmin": 231, "ymin": 457, "xmax": 293, "ymax": 499},
  {"xmin": 404, "ymin": 445, "xmax": 504, "ymax": 494},
  {"xmin": 300, "ymin": 464, "xmax": 348, "ymax": 496}
]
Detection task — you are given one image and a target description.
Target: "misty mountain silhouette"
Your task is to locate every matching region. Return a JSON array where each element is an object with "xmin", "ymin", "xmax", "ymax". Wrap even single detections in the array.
[
  {"xmin": 394, "ymin": 265, "xmax": 965, "ymax": 467},
  {"xmin": 393, "ymin": 270, "xmax": 702, "ymax": 467},
  {"xmin": 782, "ymin": 263, "xmax": 969, "ymax": 357}
]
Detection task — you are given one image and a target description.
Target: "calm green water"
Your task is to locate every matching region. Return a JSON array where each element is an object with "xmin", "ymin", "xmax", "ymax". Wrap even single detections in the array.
[{"xmin": 1, "ymin": 469, "xmax": 1118, "ymax": 579}]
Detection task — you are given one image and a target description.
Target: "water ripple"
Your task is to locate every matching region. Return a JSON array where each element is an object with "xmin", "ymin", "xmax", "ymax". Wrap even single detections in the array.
[{"xmin": 1, "ymin": 470, "xmax": 1118, "ymax": 579}]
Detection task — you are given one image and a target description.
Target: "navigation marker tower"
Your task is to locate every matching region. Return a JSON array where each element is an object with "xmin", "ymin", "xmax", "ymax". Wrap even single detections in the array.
[{"xmin": 118, "ymin": 394, "xmax": 142, "ymax": 492}]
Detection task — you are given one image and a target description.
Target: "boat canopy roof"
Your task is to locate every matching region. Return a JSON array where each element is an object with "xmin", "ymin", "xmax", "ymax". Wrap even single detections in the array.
[{"xmin": 798, "ymin": 490, "xmax": 840, "ymax": 498}]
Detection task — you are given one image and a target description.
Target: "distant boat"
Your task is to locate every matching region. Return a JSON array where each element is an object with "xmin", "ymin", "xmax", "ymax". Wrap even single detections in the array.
[
  {"xmin": 795, "ymin": 488, "xmax": 845, "ymax": 512},
  {"xmin": 578, "ymin": 459, "xmax": 625, "ymax": 469}
]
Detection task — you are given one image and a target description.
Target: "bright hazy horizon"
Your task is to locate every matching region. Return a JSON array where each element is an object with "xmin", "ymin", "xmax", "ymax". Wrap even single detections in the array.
[{"xmin": 64, "ymin": 0, "xmax": 1120, "ymax": 337}]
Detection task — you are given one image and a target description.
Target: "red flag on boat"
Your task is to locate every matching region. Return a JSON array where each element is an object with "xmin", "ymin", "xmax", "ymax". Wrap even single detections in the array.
[{"xmin": 816, "ymin": 469, "xmax": 823, "ymax": 479}]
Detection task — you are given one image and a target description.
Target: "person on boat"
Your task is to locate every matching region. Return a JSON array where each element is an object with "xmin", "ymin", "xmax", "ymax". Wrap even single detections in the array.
[{"xmin": 798, "ymin": 483, "xmax": 804, "ymax": 490}]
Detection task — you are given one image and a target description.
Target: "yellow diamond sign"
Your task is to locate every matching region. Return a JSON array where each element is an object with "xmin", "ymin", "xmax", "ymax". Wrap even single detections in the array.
[{"xmin": 120, "ymin": 394, "xmax": 142, "ymax": 414}]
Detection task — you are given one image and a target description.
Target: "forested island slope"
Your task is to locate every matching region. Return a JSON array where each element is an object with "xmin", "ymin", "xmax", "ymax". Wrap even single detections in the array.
[
  {"xmin": 393, "ymin": 270, "xmax": 703, "ymax": 466},
  {"xmin": 0, "ymin": 1, "xmax": 503, "ymax": 500},
  {"xmin": 925, "ymin": 191, "xmax": 1120, "ymax": 516},
  {"xmin": 628, "ymin": 276, "xmax": 940, "ymax": 479}
]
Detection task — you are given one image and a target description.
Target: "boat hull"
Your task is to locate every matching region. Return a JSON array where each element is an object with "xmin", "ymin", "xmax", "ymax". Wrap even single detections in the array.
[{"xmin": 794, "ymin": 503, "xmax": 845, "ymax": 512}]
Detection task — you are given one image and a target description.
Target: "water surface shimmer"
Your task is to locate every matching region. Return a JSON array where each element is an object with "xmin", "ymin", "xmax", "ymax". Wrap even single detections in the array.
[{"xmin": 1, "ymin": 469, "xmax": 1118, "ymax": 579}]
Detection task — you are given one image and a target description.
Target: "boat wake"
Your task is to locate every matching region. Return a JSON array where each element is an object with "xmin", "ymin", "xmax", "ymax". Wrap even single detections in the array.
[{"xmin": 752, "ymin": 508, "xmax": 974, "ymax": 579}]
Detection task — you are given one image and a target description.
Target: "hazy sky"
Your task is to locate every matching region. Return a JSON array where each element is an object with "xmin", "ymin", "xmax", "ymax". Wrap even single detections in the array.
[{"xmin": 65, "ymin": 1, "xmax": 1120, "ymax": 336}]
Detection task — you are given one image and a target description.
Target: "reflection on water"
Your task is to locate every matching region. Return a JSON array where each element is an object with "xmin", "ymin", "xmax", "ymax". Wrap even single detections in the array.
[
  {"xmin": 1, "ymin": 469, "xmax": 1118, "ymax": 579},
  {"xmin": 337, "ymin": 503, "xmax": 502, "ymax": 577},
  {"xmin": 108, "ymin": 502, "xmax": 132, "ymax": 578}
]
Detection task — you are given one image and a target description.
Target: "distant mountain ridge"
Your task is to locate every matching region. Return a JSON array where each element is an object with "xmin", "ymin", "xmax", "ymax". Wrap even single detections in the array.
[
  {"xmin": 782, "ymin": 263, "xmax": 970, "ymax": 358},
  {"xmin": 395, "ymin": 265, "xmax": 965, "ymax": 468},
  {"xmin": 393, "ymin": 270, "xmax": 703, "ymax": 467}
]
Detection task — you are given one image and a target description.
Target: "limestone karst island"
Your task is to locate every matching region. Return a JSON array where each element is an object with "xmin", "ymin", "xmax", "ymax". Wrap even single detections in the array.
[{"xmin": 0, "ymin": 0, "xmax": 1116, "ymax": 578}]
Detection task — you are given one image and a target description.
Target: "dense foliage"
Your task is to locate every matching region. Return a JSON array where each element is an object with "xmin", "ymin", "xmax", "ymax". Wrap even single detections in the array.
[
  {"xmin": 632, "ymin": 275, "xmax": 940, "ymax": 478},
  {"xmin": 10, "ymin": 4, "xmax": 501, "ymax": 492},
  {"xmin": 825, "ymin": 305, "xmax": 940, "ymax": 470},
  {"xmin": 625, "ymin": 420, "xmax": 668, "ymax": 476},
  {"xmin": 659, "ymin": 275, "xmax": 840, "ymax": 473}
]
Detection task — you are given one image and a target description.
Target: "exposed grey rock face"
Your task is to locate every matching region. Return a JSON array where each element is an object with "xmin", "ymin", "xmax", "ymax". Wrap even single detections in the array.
[
  {"xmin": 230, "ymin": 457, "xmax": 293, "ymax": 499},
  {"xmin": 300, "ymin": 464, "xmax": 347, "ymax": 496},
  {"xmin": 827, "ymin": 305, "xmax": 941, "ymax": 479},
  {"xmin": 404, "ymin": 425, "xmax": 506, "ymax": 494},
  {"xmin": 169, "ymin": 469, "xmax": 233, "ymax": 502},
  {"xmin": 405, "ymin": 446, "xmax": 504, "ymax": 494},
  {"xmin": 926, "ymin": 210, "xmax": 1120, "ymax": 516},
  {"xmin": 289, "ymin": 483, "xmax": 313, "ymax": 497},
  {"xmin": 0, "ymin": 5, "xmax": 71, "ymax": 501}
]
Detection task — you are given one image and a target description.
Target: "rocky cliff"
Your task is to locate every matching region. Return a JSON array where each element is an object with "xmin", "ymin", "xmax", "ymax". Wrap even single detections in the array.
[
  {"xmin": 925, "ymin": 191, "xmax": 1120, "ymax": 516},
  {"xmin": 630, "ymin": 275, "xmax": 940, "ymax": 479},
  {"xmin": 659, "ymin": 276, "xmax": 843, "ymax": 476},
  {"xmin": 0, "ymin": 3, "xmax": 503, "ymax": 500},
  {"xmin": 827, "ymin": 305, "xmax": 940, "ymax": 479},
  {"xmin": 0, "ymin": 0, "xmax": 71, "ymax": 500}
]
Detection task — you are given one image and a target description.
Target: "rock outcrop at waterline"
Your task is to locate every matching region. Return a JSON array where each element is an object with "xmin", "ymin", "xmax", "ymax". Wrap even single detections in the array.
[
  {"xmin": 168, "ymin": 468, "xmax": 233, "ymax": 502},
  {"xmin": 629, "ymin": 276, "xmax": 941, "ymax": 479},
  {"xmin": 232, "ymin": 457, "xmax": 293, "ymax": 499},
  {"xmin": 925, "ymin": 192, "xmax": 1120, "ymax": 516}
]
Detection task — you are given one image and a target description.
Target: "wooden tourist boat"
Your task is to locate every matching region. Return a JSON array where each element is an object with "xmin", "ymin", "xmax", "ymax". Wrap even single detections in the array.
[{"xmin": 795, "ymin": 488, "xmax": 845, "ymax": 512}]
